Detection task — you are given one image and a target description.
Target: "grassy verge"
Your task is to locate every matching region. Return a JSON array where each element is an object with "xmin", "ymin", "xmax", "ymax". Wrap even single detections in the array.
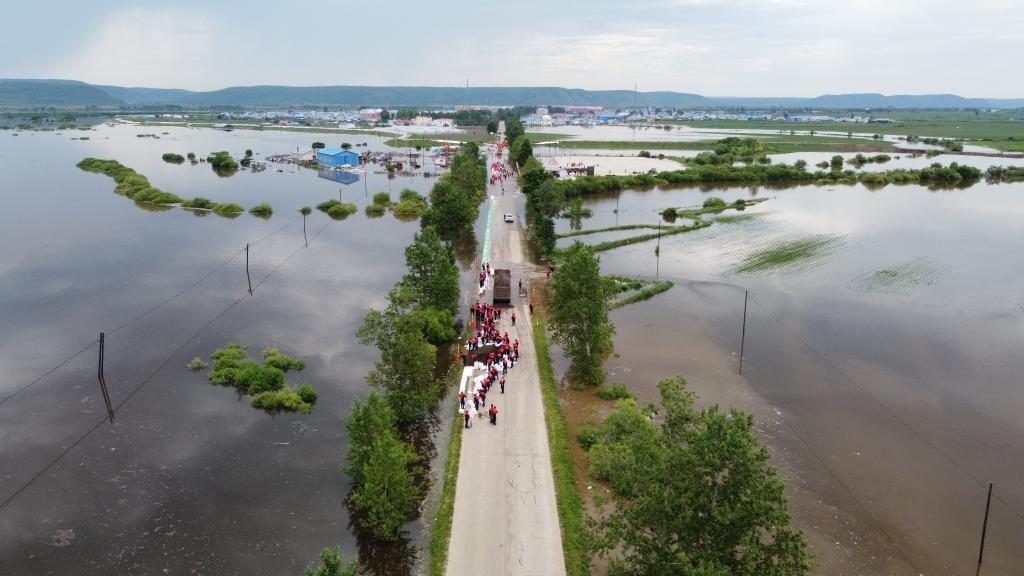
[
  {"xmin": 384, "ymin": 137, "xmax": 443, "ymax": 148},
  {"xmin": 609, "ymin": 280, "xmax": 674, "ymax": 309},
  {"xmin": 428, "ymin": 385, "xmax": 463, "ymax": 576},
  {"xmin": 532, "ymin": 316, "xmax": 591, "ymax": 576}
]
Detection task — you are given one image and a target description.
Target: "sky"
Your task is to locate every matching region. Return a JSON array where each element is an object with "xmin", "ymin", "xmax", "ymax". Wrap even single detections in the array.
[{"xmin": 1, "ymin": 0, "xmax": 1021, "ymax": 97}]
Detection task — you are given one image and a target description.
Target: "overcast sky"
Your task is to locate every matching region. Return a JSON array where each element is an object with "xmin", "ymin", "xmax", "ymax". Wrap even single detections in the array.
[{"xmin": 2, "ymin": 0, "xmax": 1020, "ymax": 97}]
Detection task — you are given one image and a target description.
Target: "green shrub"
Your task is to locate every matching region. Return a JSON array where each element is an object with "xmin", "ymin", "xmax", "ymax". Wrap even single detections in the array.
[
  {"xmin": 661, "ymin": 207, "xmax": 677, "ymax": 221},
  {"xmin": 702, "ymin": 197, "xmax": 726, "ymax": 209},
  {"xmin": 316, "ymin": 199, "xmax": 341, "ymax": 212},
  {"xmin": 182, "ymin": 197, "xmax": 215, "ymax": 209},
  {"xmin": 365, "ymin": 203, "xmax": 386, "ymax": 217},
  {"xmin": 249, "ymin": 203, "xmax": 273, "ymax": 217},
  {"xmin": 186, "ymin": 357, "xmax": 208, "ymax": 371},
  {"xmin": 596, "ymin": 382, "xmax": 633, "ymax": 400},
  {"xmin": 327, "ymin": 203, "xmax": 357, "ymax": 220},
  {"xmin": 296, "ymin": 383, "xmax": 318, "ymax": 404},
  {"xmin": 162, "ymin": 153, "xmax": 185, "ymax": 164},
  {"xmin": 212, "ymin": 203, "xmax": 245, "ymax": 214},
  {"xmin": 373, "ymin": 191, "xmax": 392, "ymax": 205},
  {"xmin": 300, "ymin": 206, "xmax": 312, "ymax": 216},
  {"xmin": 638, "ymin": 150, "xmax": 651, "ymax": 158},
  {"xmin": 576, "ymin": 424, "xmax": 600, "ymax": 450}
]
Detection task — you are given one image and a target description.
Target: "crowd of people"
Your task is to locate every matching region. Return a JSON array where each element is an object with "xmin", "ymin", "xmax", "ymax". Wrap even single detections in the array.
[{"xmin": 490, "ymin": 161, "xmax": 512, "ymax": 192}]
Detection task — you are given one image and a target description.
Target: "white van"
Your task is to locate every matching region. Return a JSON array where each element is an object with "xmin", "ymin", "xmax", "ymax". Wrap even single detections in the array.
[{"xmin": 503, "ymin": 213, "xmax": 514, "ymax": 223}]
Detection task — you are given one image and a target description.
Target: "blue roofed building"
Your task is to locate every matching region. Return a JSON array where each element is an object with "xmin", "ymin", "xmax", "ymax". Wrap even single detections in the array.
[{"xmin": 316, "ymin": 147, "xmax": 360, "ymax": 168}]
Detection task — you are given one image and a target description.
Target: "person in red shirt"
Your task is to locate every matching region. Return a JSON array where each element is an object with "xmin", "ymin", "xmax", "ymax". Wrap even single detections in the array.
[
  {"xmin": 459, "ymin": 391, "xmax": 466, "ymax": 409},
  {"xmin": 511, "ymin": 312, "xmax": 516, "ymax": 326},
  {"xmin": 500, "ymin": 377, "xmax": 505, "ymax": 394},
  {"xmin": 464, "ymin": 409, "xmax": 471, "ymax": 429},
  {"xmin": 489, "ymin": 404, "xmax": 498, "ymax": 425}
]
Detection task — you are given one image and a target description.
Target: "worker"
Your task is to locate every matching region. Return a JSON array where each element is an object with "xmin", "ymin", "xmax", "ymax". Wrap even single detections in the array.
[
  {"xmin": 489, "ymin": 404, "xmax": 498, "ymax": 426},
  {"xmin": 459, "ymin": 391, "xmax": 466, "ymax": 409},
  {"xmin": 529, "ymin": 301, "xmax": 534, "ymax": 314},
  {"xmin": 464, "ymin": 409, "xmax": 471, "ymax": 429},
  {"xmin": 511, "ymin": 312, "xmax": 516, "ymax": 326},
  {"xmin": 500, "ymin": 377, "xmax": 505, "ymax": 394}
]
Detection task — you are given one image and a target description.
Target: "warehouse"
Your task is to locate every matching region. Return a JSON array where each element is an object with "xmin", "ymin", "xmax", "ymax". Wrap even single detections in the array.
[{"xmin": 316, "ymin": 147, "xmax": 360, "ymax": 168}]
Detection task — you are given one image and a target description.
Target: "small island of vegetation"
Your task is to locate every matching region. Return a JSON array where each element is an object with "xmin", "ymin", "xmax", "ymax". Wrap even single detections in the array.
[
  {"xmin": 162, "ymin": 152, "xmax": 185, "ymax": 164},
  {"xmin": 201, "ymin": 343, "xmax": 317, "ymax": 413},
  {"xmin": 316, "ymin": 199, "xmax": 358, "ymax": 220}
]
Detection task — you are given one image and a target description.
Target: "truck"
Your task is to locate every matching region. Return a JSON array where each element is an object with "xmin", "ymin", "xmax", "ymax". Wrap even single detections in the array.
[{"xmin": 492, "ymin": 269, "xmax": 511, "ymax": 306}]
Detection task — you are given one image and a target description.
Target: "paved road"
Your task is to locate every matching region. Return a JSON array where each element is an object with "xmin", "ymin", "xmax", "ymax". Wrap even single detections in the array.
[{"xmin": 444, "ymin": 147, "xmax": 566, "ymax": 576}]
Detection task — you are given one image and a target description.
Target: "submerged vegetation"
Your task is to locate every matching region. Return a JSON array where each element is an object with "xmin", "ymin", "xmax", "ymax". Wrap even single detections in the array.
[
  {"xmin": 390, "ymin": 188, "xmax": 428, "ymax": 218},
  {"xmin": 207, "ymin": 150, "xmax": 238, "ymax": 175},
  {"xmin": 737, "ymin": 234, "xmax": 847, "ymax": 273},
  {"xmin": 604, "ymin": 276, "xmax": 675, "ymax": 309},
  {"xmin": 202, "ymin": 343, "xmax": 316, "ymax": 413},
  {"xmin": 161, "ymin": 152, "xmax": 185, "ymax": 164}
]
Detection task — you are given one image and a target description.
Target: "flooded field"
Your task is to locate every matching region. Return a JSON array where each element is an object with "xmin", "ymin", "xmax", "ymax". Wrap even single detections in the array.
[
  {"xmin": 556, "ymin": 181, "xmax": 1024, "ymax": 575},
  {"xmin": 0, "ymin": 125, "xmax": 466, "ymax": 575}
]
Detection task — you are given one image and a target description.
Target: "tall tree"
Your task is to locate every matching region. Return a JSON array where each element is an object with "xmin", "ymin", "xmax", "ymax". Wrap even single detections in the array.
[
  {"xmin": 589, "ymin": 376, "xmax": 812, "ymax": 576},
  {"xmin": 549, "ymin": 241, "xmax": 613, "ymax": 385},
  {"xmin": 402, "ymin": 226, "xmax": 459, "ymax": 316},
  {"xmin": 357, "ymin": 286, "xmax": 441, "ymax": 424},
  {"xmin": 351, "ymin": 430, "xmax": 420, "ymax": 541},
  {"xmin": 504, "ymin": 116, "xmax": 525, "ymax": 144}
]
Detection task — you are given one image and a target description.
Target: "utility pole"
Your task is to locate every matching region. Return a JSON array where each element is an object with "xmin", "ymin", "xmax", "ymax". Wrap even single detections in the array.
[
  {"xmin": 97, "ymin": 332, "xmax": 114, "ymax": 423},
  {"xmin": 976, "ymin": 483, "xmax": 993, "ymax": 576},
  {"xmin": 739, "ymin": 290, "xmax": 749, "ymax": 374},
  {"xmin": 245, "ymin": 243, "xmax": 252, "ymax": 295}
]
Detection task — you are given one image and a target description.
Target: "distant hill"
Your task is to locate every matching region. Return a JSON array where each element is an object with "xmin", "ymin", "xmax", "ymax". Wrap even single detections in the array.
[
  {"xmin": 0, "ymin": 79, "xmax": 122, "ymax": 107},
  {"xmin": 0, "ymin": 79, "xmax": 1020, "ymax": 110}
]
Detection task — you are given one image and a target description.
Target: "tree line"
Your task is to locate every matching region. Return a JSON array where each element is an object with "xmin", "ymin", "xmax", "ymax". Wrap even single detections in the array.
[{"xmin": 331, "ymin": 143, "xmax": 486, "ymax": 560}]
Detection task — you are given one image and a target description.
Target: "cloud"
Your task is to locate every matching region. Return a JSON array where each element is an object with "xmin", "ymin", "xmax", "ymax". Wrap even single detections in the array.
[{"xmin": 48, "ymin": 9, "xmax": 219, "ymax": 89}]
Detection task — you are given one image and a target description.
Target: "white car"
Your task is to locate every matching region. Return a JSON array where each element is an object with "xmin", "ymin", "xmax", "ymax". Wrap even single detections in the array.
[{"xmin": 503, "ymin": 213, "xmax": 514, "ymax": 223}]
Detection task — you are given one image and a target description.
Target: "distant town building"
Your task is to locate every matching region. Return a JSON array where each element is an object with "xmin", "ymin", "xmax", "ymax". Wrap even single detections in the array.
[
  {"xmin": 316, "ymin": 147, "xmax": 360, "ymax": 168},
  {"xmin": 359, "ymin": 108, "xmax": 383, "ymax": 121},
  {"xmin": 413, "ymin": 115, "xmax": 433, "ymax": 126},
  {"xmin": 565, "ymin": 105, "xmax": 603, "ymax": 114},
  {"xmin": 536, "ymin": 107, "xmax": 549, "ymax": 115}
]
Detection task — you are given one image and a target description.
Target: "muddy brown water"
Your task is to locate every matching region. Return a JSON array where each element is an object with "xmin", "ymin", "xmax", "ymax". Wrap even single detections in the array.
[
  {"xmin": 552, "ymin": 178, "xmax": 1024, "ymax": 575},
  {"xmin": 0, "ymin": 124, "xmax": 480, "ymax": 575}
]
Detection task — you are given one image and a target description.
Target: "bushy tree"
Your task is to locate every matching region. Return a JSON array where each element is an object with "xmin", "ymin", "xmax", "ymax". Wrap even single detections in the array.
[
  {"xmin": 549, "ymin": 242, "xmax": 614, "ymax": 385},
  {"xmin": 589, "ymin": 376, "xmax": 812, "ymax": 576},
  {"xmin": 509, "ymin": 135, "xmax": 533, "ymax": 168},
  {"xmin": 830, "ymin": 155, "xmax": 844, "ymax": 172},
  {"xmin": 343, "ymin": 391, "xmax": 420, "ymax": 542},
  {"xmin": 357, "ymin": 286, "xmax": 441, "ymax": 424},
  {"xmin": 504, "ymin": 116, "xmax": 525, "ymax": 144},
  {"xmin": 402, "ymin": 226, "xmax": 459, "ymax": 316}
]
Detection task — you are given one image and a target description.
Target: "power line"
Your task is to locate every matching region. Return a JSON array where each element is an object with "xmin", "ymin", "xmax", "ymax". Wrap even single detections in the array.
[
  {"xmin": 0, "ymin": 216, "xmax": 300, "ymax": 407},
  {"xmin": 0, "ymin": 218, "xmax": 337, "ymax": 513}
]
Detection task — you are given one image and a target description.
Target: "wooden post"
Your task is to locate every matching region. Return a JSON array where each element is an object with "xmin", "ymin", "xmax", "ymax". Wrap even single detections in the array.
[
  {"xmin": 97, "ymin": 332, "xmax": 114, "ymax": 423},
  {"xmin": 976, "ymin": 482, "xmax": 993, "ymax": 576},
  {"xmin": 245, "ymin": 243, "xmax": 252, "ymax": 295},
  {"xmin": 739, "ymin": 289, "xmax": 749, "ymax": 375}
]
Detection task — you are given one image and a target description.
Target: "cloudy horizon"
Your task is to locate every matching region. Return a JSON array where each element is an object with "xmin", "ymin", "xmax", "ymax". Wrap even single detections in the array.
[{"xmin": 1, "ymin": 0, "xmax": 1021, "ymax": 97}]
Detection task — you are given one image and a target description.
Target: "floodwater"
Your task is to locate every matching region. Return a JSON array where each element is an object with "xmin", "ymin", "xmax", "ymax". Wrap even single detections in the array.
[
  {"xmin": 530, "ymin": 124, "xmax": 1007, "ymax": 154},
  {"xmin": 557, "ymin": 181, "xmax": 1024, "ymax": 575},
  {"xmin": 0, "ymin": 124, "xmax": 467, "ymax": 575}
]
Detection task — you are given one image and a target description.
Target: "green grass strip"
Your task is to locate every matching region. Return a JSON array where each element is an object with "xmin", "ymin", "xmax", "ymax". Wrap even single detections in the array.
[
  {"xmin": 609, "ymin": 280, "xmax": 674, "ymax": 309},
  {"xmin": 532, "ymin": 316, "xmax": 591, "ymax": 576},
  {"xmin": 557, "ymin": 223, "xmax": 677, "ymax": 239},
  {"xmin": 428, "ymin": 385, "xmax": 463, "ymax": 576},
  {"xmin": 586, "ymin": 221, "xmax": 711, "ymax": 253}
]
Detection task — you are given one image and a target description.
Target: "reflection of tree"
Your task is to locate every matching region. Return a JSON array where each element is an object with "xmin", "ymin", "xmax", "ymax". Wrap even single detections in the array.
[
  {"xmin": 212, "ymin": 165, "xmax": 237, "ymax": 178},
  {"xmin": 133, "ymin": 201, "xmax": 174, "ymax": 213},
  {"xmin": 447, "ymin": 227, "xmax": 479, "ymax": 269},
  {"xmin": 349, "ymin": 502, "xmax": 417, "ymax": 576},
  {"xmin": 560, "ymin": 198, "xmax": 592, "ymax": 231}
]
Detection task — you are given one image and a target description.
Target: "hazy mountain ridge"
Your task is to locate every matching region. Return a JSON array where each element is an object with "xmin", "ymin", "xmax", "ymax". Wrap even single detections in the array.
[{"xmin": 1, "ymin": 79, "xmax": 1021, "ymax": 109}]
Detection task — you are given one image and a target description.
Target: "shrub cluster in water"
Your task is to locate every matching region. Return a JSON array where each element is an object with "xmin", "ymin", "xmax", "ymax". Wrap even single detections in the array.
[
  {"xmin": 390, "ymin": 188, "xmax": 428, "ymax": 219},
  {"xmin": 78, "ymin": 157, "xmax": 265, "ymax": 215},
  {"xmin": 316, "ymin": 199, "xmax": 358, "ymax": 220},
  {"xmin": 162, "ymin": 152, "xmax": 185, "ymax": 164},
  {"xmin": 77, "ymin": 158, "xmax": 184, "ymax": 205},
  {"xmin": 205, "ymin": 343, "xmax": 317, "ymax": 413}
]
